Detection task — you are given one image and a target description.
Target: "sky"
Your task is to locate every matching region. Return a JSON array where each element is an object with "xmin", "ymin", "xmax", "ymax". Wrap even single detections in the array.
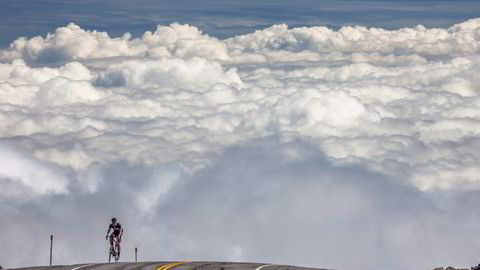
[
  {"xmin": 2, "ymin": 0, "xmax": 480, "ymax": 46},
  {"xmin": 1, "ymin": 1, "xmax": 480, "ymax": 270}
]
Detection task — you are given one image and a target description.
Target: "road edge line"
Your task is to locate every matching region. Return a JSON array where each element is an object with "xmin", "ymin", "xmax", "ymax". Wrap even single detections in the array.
[{"xmin": 256, "ymin": 264, "xmax": 273, "ymax": 270}]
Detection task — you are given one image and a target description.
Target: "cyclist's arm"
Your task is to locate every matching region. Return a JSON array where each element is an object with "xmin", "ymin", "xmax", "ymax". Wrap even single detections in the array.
[
  {"xmin": 119, "ymin": 228, "xmax": 124, "ymax": 240},
  {"xmin": 106, "ymin": 227, "xmax": 111, "ymax": 239}
]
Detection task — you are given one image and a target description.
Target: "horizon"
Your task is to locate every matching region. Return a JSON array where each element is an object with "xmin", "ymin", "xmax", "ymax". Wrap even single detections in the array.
[{"xmin": 1, "ymin": 0, "xmax": 480, "ymax": 46}]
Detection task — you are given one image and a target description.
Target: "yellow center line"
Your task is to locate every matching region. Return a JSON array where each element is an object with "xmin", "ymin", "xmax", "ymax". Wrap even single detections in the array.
[{"xmin": 156, "ymin": 261, "xmax": 188, "ymax": 270}]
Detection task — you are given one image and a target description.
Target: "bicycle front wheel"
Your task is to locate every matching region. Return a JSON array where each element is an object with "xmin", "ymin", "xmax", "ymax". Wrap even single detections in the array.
[{"xmin": 114, "ymin": 244, "xmax": 120, "ymax": 262}]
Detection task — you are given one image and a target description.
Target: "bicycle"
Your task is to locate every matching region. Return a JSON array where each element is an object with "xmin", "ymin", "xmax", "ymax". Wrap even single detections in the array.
[{"xmin": 108, "ymin": 235, "xmax": 121, "ymax": 263}]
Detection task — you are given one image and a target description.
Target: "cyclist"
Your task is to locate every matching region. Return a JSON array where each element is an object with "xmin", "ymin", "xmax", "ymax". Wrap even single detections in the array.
[{"xmin": 106, "ymin": 217, "xmax": 123, "ymax": 258}]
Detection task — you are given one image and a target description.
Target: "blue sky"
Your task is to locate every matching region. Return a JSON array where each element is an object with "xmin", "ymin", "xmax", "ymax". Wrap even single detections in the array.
[{"xmin": 1, "ymin": 0, "xmax": 480, "ymax": 46}]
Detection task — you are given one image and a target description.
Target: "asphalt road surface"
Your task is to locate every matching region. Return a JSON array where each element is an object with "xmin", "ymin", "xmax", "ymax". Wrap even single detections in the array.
[{"xmin": 5, "ymin": 261, "xmax": 334, "ymax": 270}]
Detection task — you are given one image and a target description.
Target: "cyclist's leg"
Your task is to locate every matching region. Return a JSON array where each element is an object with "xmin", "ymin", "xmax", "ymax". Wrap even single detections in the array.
[
  {"xmin": 113, "ymin": 237, "xmax": 120, "ymax": 261},
  {"xmin": 113, "ymin": 235, "xmax": 120, "ymax": 257}
]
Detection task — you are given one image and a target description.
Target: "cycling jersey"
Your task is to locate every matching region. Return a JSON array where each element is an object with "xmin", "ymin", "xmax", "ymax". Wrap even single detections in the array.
[{"xmin": 109, "ymin": 222, "xmax": 122, "ymax": 236}]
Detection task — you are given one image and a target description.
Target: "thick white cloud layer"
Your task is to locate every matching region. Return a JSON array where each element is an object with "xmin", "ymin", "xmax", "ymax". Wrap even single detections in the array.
[{"xmin": 1, "ymin": 19, "xmax": 480, "ymax": 270}]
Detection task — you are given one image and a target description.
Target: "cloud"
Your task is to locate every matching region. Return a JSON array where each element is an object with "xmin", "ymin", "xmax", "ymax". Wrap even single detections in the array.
[
  {"xmin": 1, "ymin": 18, "xmax": 480, "ymax": 270},
  {"xmin": 0, "ymin": 143, "xmax": 69, "ymax": 198},
  {"xmin": 155, "ymin": 140, "xmax": 480, "ymax": 270},
  {"xmin": 95, "ymin": 57, "xmax": 242, "ymax": 90},
  {"xmin": 0, "ymin": 23, "xmax": 229, "ymax": 64},
  {"xmin": 2, "ymin": 140, "xmax": 480, "ymax": 270}
]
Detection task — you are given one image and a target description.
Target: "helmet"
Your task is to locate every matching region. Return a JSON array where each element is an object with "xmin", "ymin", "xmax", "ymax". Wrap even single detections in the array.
[{"xmin": 111, "ymin": 217, "xmax": 117, "ymax": 222}]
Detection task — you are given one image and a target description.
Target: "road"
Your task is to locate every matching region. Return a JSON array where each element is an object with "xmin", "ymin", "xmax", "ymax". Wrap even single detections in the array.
[{"xmin": 5, "ymin": 261, "xmax": 334, "ymax": 270}]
